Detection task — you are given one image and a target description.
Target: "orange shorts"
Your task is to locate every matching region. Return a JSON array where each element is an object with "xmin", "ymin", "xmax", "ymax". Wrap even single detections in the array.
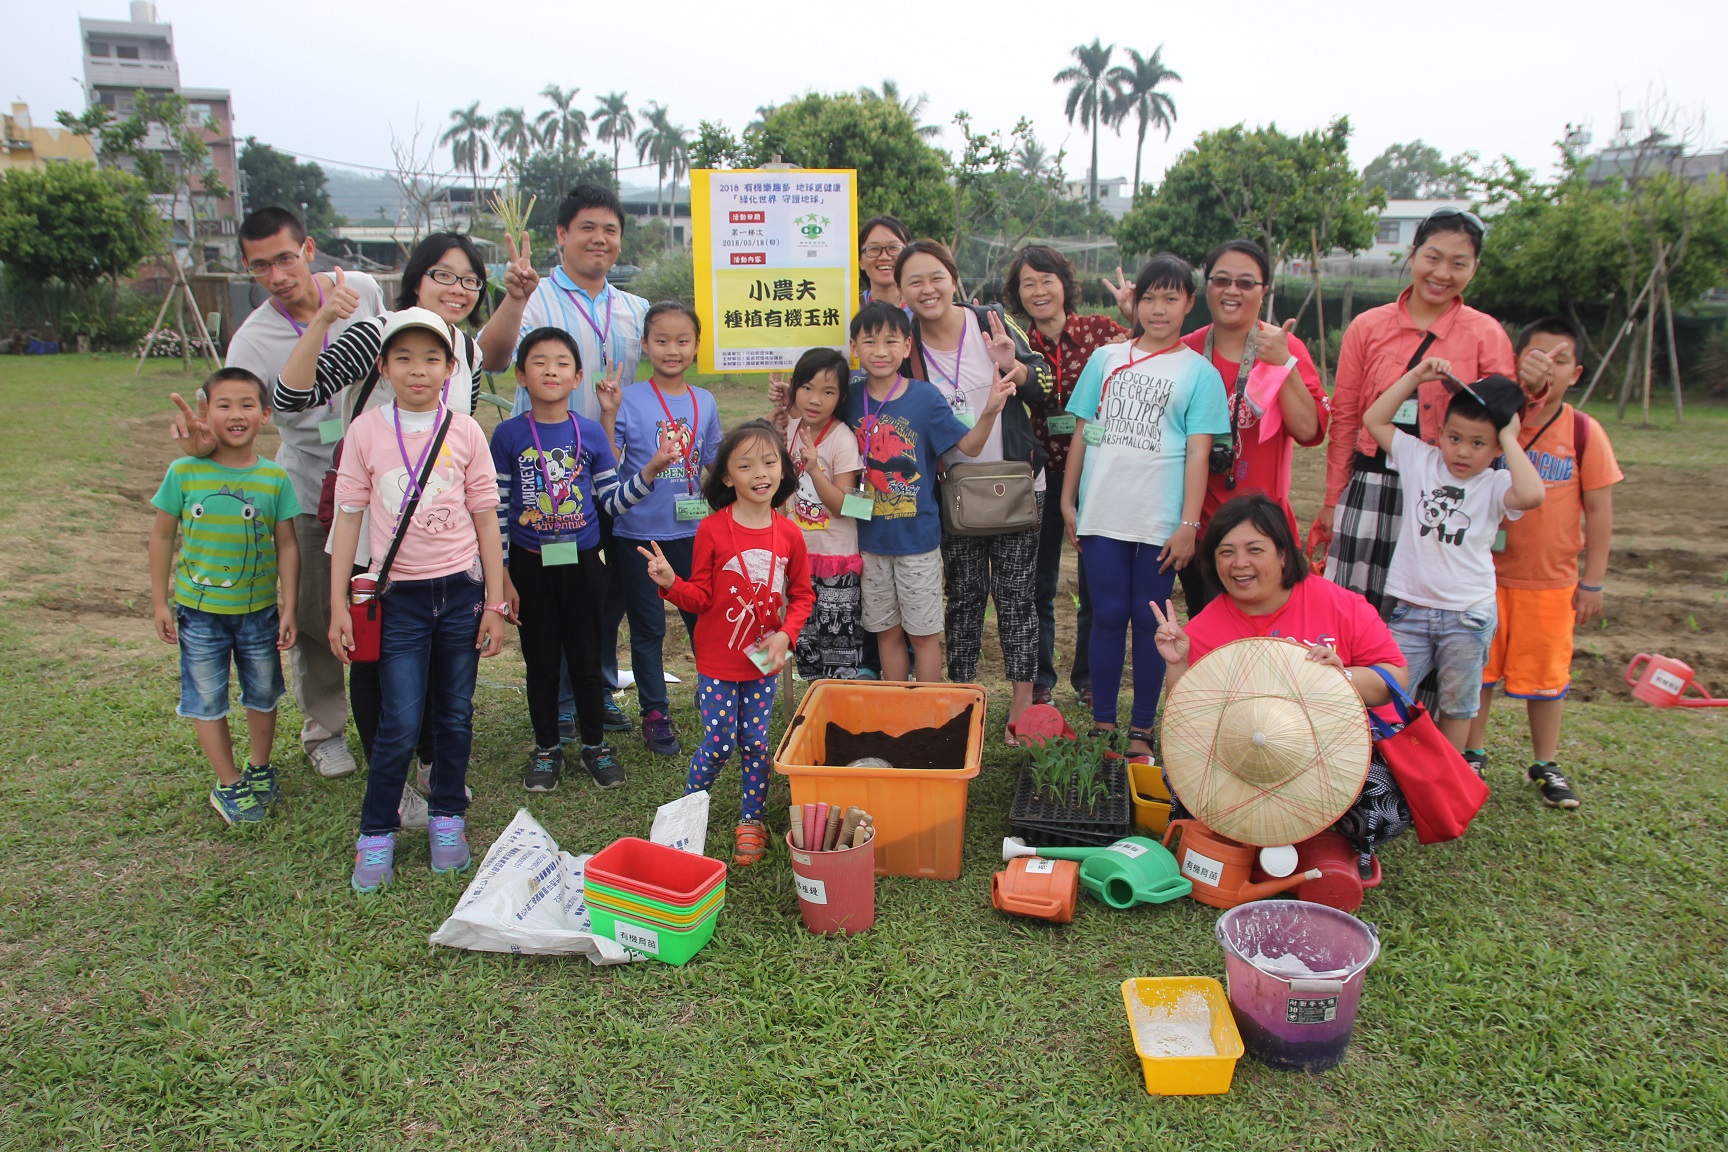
[{"xmin": 1482, "ymin": 585, "xmax": 1575, "ymax": 699}]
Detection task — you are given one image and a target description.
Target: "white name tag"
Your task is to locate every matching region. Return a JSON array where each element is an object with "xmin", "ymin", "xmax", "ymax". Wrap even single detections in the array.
[
  {"xmin": 795, "ymin": 874, "xmax": 828, "ymax": 905},
  {"xmin": 1181, "ymin": 849, "xmax": 1224, "ymax": 888},
  {"xmin": 1025, "ymin": 858, "xmax": 1056, "ymax": 874},
  {"xmin": 612, "ymin": 919, "xmax": 660, "ymax": 956},
  {"xmin": 1393, "ymin": 398, "xmax": 1420, "ymax": 426}
]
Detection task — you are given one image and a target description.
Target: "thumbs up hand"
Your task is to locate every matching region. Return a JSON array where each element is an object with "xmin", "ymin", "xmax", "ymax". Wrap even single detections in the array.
[{"xmin": 319, "ymin": 266, "xmax": 361, "ymax": 325}]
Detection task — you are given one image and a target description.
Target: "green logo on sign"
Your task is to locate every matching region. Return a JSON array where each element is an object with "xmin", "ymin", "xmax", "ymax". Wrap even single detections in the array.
[{"xmin": 794, "ymin": 212, "xmax": 829, "ymax": 240}]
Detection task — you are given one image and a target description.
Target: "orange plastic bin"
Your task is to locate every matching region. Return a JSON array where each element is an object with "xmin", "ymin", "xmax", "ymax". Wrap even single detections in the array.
[{"xmin": 774, "ymin": 680, "xmax": 985, "ymax": 880}]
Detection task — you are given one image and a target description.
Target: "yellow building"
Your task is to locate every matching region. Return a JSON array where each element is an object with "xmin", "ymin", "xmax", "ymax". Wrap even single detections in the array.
[{"xmin": 1, "ymin": 103, "xmax": 96, "ymax": 171}]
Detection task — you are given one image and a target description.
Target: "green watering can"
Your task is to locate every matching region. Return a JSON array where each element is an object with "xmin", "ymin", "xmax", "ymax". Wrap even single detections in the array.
[{"xmin": 1001, "ymin": 836, "xmax": 1191, "ymax": 909}]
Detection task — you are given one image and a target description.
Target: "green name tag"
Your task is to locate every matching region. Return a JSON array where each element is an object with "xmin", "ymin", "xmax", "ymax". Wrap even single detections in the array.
[
  {"xmin": 541, "ymin": 541, "xmax": 581, "ymax": 566},
  {"xmin": 1046, "ymin": 412, "xmax": 1077, "ymax": 435},
  {"xmin": 1492, "ymin": 529, "xmax": 1507, "ymax": 554},
  {"xmin": 841, "ymin": 491, "xmax": 875, "ymax": 521},
  {"xmin": 1083, "ymin": 423, "xmax": 1107, "ymax": 446},
  {"xmin": 675, "ymin": 497, "xmax": 711, "ymax": 521},
  {"xmin": 745, "ymin": 641, "xmax": 778, "ymax": 674},
  {"xmin": 319, "ymin": 417, "xmax": 344, "ymax": 444},
  {"xmin": 1393, "ymin": 398, "xmax": 1420, "ymax": 426},
  {"xmin": 955, "ymin": 410, "xmax": 977, "ymax": 428}
]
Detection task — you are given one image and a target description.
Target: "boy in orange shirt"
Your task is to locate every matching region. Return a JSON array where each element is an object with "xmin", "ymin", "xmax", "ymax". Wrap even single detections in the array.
[{"xmin": 1465, "ymin": 317, "xmax": 1622, "ymax": 809}]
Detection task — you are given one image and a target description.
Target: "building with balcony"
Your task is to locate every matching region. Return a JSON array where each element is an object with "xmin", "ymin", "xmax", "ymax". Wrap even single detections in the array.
[{"xmin": 79, "ymin": 2, "xmax": 240, "ymax": 266}]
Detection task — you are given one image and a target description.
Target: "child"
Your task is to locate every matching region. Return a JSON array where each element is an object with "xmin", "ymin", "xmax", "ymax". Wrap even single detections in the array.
[
  {"xmin": 150, "ymin": 368, "xmax": 301, "ymax": 825},
  {"xmin": 602, "ymin": 301, "xmax": 724, "ymax": 757},
  {"xmin": 836, "ymin": 301, "xmax": 1013, "ymax": 682},
  {"xmin": 1059, "ymin": 254, "xmax": 1230, "ymax": 757},
  {"xmin": 1364, "ymin": 358, "xmax": 1545, "ymax": 753},
  {"xmin": 778, "ymin": 347, "xmax": 865, "ymax": 679},
  {"xmin": 328, "ymin": 307, "xmax": 508, "ymax": 892},
  {"xmin": 1466, "ymin": 317, "xmax": 1621, "ymax": 809},
  {"xmin": 640, "ymin": 421, "xmax": 815, "ymax": 865},
  {"xmin": 493, "ymin": 327, "xmax": 681, "ymax": 793}
]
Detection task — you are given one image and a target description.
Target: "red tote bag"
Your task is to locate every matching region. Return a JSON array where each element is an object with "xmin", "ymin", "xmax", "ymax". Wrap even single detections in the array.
[{"xmin": 1367, "ymin": 667, "xmax": 1489, "ymax": 844}]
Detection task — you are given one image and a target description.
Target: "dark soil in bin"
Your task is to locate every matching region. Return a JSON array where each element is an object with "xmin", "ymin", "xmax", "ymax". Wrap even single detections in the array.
[
  {"xmin": 821, "ymin": 706, "xmax": 976, "ymax": 770},
  {"xmin": 1008, "ymin": 755, "xmax": 1132, "ymax": 835}
]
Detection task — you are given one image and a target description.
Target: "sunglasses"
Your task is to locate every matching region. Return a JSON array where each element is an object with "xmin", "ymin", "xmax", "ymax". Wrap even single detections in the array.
[
  {"xmin": 1206, "ymin": 274, "xmax": 1263, "ymax": 293},
  {"xmin": 1423, "ymin": 205, "xmax": 1486, "ymax": 235}
]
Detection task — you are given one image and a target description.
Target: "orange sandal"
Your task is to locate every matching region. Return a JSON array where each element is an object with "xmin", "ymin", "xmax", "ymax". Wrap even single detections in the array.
[{"xmin": 733, "ymin": 820, "xmax": 768, "ymax": 867}]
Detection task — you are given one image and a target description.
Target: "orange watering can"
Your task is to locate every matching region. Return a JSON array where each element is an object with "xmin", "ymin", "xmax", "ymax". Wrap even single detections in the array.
[
  {"xmin": 1626, "ymin": 654, "xmax": 1728, "ymax": 709},
  {"xmin": 1161, "ymin": 820, "xmax": 1320, "ymax": 909}
]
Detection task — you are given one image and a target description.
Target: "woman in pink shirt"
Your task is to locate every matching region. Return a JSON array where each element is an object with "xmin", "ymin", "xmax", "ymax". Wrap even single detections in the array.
[{"xmin": 1309, "ymin": 208, "xmax": 1533, "ymax": 617}]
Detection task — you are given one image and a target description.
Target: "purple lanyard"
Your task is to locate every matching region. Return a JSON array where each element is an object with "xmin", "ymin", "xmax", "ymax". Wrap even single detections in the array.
[
  {"xmin": 272, "ymin": 280, "xmax": 329, "ymax": 351},
  {"xmin": 858, "ymin": 375, "xmax": 906, "ymax": 448},
  {"xmin": 390, "ymin": 390, "xmax": 450, "ymax": 516},
  {"xmin": 921, "ymin": 316, "xmax": 968, "ymax": 391},
  {"xmin": 527, "ymin": 414, "xmax": 582, "ymax": 532},
  {"xmin": 557, "ymin": 280, "xmax": 613, "ymax": 367}
]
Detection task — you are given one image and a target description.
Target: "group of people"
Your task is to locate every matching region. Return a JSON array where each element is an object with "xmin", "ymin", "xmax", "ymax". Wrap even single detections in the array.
[{"xmin": 148, "ymin": 185, "xmax": 1620, "ymax": 892}]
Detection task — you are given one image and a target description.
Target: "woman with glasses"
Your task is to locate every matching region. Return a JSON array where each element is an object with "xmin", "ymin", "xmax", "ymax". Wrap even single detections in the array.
[
  {"xmin": 1176, "ymin": 239, "xmax": 1328, "ymax": 615},
  {"xmin": 1311, "ymin": 207, "xmax": 1527, "ymax": 618},
  {"xmin": 273, "ymin": 231, "xmax": 491, "ymax": 820},
  {"xmin": 858, "ymin": 215, "xmax": 912, "ymax": 312}
]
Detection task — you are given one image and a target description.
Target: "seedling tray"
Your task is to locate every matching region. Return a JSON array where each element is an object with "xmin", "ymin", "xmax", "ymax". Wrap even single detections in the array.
[{"xmin": 1008, "ymin": 756, "xmax": 1132, "ymax": 845}]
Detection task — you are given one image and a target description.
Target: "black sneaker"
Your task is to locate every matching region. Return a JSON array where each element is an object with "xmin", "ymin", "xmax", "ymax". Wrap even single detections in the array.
[
  {"xmin": 641, "ymin": 710, "xmax": 682, "ymax": 756},
  {"xmin": 1463, "ymin": 749, "xmax": 1488, "ymax": 780},
  {"xmin": 603, "ymin": 696, "xmax": 632, "ymax": 732},
  {"xmin": 523, "ymin": 745, "xmax": 563, "ymax": 793},
  {"xmin": 557, "ymin": 712, "xmax": 577, "ymax": 744},
  {"xmin": 581, "ymin": 743, "xmax": 627, "ymax": 789},
  {"xmin": 1527, "ymin": 762, "xmax": 1580, "ymax": 809}
]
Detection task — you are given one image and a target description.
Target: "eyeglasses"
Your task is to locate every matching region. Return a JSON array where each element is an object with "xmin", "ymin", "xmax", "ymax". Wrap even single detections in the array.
[
  {"xmin": 861, "ymin": 243, "xmax": 905, "ymax": 260},
  {"xmin": 427, "ymin": 267, "xmax": 485, "ymax": 292},
  {"xmin": 244, "ymin": 247, "xmax": 305, "ymax": 277},
  {"xmin": 1206, "ymin": 275, "xmax": 1263, "ymax": 293},
  {"xmin": 1423, "ymin": 206, "xmax": 1486, "ymax": 235}
]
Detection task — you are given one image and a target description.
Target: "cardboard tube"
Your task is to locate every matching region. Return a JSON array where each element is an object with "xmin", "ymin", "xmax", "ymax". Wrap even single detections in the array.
[{"xmin": 789, "ymin": 805, "xmax": 805, "ymax": 850}]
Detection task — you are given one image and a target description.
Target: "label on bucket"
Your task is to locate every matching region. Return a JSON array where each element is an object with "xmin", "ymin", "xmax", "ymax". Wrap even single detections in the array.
[
  {"xmin": 1650, "ymin": 668, "xmax": 1686, "ymax": 695},
  {"xmin": 1180, "ymin": 848, "xmax": 1225, "ymax": 888},
  {"xmin": 1025, "ymin": 858, "xmax": 1056, "ymax": 874},
  {"xmin": 1107, "ymin": 841, "xmax": 1148, "ymax": 859},
  {"xmin": 1285, "ymin": 996, "xmax": 1339, "ymax": 1024},
  {"xmin": 795, "ymin": 875, "xmax": 829, "ymax": 905},
  {"xmin": 791, "ymin": 851, "xmax": 811, "ymax": 866},
  {"xmin": 613, "ymin": 920, "xmax": 660, "ymax": 956}
]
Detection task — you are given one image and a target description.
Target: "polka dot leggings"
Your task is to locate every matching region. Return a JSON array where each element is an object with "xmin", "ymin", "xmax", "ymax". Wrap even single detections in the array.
[{"xmin": 685, "ymin": 673, "xmax": 778, "ymax": 823}]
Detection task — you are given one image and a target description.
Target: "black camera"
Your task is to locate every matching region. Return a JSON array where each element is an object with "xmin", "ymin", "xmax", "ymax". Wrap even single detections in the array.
[{"xmin": 1209, "ymin": 439, "xmax": 1235, "ymax": 476}]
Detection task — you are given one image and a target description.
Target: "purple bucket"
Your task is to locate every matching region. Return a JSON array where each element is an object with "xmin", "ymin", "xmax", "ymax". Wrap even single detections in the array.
[{"xmin": 1215, "ymin": 900, "xmax": 1380, "ymax": 1072}]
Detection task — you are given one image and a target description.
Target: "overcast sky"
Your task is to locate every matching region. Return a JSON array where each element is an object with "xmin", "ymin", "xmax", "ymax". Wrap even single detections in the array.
[{"xmin": 13, "ymin": 1, "xmax": 1722, "ymax": 192}]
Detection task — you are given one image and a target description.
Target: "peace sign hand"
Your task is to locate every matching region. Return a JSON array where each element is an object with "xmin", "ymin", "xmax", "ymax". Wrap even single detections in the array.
[
  {"xmin": 1102, "ymin": 265, "xmax": 1135, "ymax": 320},
  {"xmin": 766, "ymin": 373, "xmax": 790, "ymax": 408},
  {"xmin": 503, "ymin": 232, "xmax": 540, "ymax": 302},
  {"xmin": 318, "ymin": 266, "xmax": 361, "ymax": 326},
  {"xmin": 169, "ymin": 391, "xmax": 217, "ymax": 458},
  {"xmin": 645, "ymin": 430, "xmax": 682, "ymax": 478},
  {"xmin": 982, "ymin": 370, "xmax": 1017, "ymax": 416},
  {"xmin": 1147, "ymin": 598, "xmax": 1191, "ymax": 667},
  {"xmin": 984, "ymin": 310, "xmax": 1017, "ymax": 372},
  {"xmin": 595, "ymin": 362, "xmax": 624, "ymax": 416},
  {"xmin": 637, "ymin": 540, "xmax": 677, "ymax": 588}
]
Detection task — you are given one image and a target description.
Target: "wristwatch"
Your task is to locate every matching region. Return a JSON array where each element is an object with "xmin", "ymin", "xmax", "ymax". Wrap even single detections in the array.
[{"xmin": 484, "ymin": 602, "xmax": 511, "ymax": 615}]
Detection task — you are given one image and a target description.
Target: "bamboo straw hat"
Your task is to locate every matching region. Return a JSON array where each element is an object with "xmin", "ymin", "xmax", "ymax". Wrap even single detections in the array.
[{"xmin": 1160, "ymin": 637, "xmax": 1371, "ymax": 847}]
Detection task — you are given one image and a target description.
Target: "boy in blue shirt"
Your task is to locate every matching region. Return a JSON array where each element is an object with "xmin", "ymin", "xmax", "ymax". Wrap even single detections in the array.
[
  {"xmin": 838, "ymin": 302, "xmax": 1012, "ymax": 682},
  {"xmin": 150, "ymin": 368, "xmax": 301, "ymax": 825},
  {"xmin": 494, "ymin": 328, "xmax": 681, "ymax": 790}
]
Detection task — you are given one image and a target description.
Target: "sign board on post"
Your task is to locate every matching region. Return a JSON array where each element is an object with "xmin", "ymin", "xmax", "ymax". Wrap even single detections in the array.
[{"xmin": 690, "ymin": 168, "xmax": 859, "ymax": 374}]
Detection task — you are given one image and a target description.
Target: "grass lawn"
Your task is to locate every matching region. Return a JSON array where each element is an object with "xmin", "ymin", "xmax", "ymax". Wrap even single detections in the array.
[{"xmin": 1, "ymin": 355, "xmax": 1725, "ymax": 1150}]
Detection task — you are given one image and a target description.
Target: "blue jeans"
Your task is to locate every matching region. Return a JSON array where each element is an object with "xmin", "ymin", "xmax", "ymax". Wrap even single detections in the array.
[
  {"xmin": 603, "ymin": 535, "xmax": 696, "ymax": 716},
  {"xmin": 1388, "ymin": 599, "xmax": 1497, "ymax": 719},
  {"xmin": 359, "ymin": 570, "xmax": 482, "ymax": 835},
  {"xmin": 176, "ymin": 605, "xmax": 284, "ymax": 720},
  {"xmin": 1034, "ymin": 484, "xmax": 1091, "ymax": 693},
  {"xmin": 1081, "ymin": 536, "xmax": 1177, "ymax": 730}
]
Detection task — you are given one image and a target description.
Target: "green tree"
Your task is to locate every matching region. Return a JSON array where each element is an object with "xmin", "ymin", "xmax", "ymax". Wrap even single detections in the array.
[
  {"xmin": 1361, "ymin": 139, "xmax": 1474, "ymax": 199},
  {"xmin": 0, "ymin": 161, "xmax": 160, "ymax": 304},
  {"xmin": 517, "ymin": 146, "xmax": 615, "ymax": 232},
  {"xmin": 689, "ymin": 120, "xmax": 742, "ymax": 170},
  {"xmin": 1106, "ymin": 46, "xmax": 1181, "ymax": 199},
  {"xmin": 634, "ymin": 104, "xmax": 688, "ymax": 219},
  {"xmin": 948, "ymin": 115, "xmax": 1067, "ymax": 271},
  {"xmin": 491, "ymin": 107, "xmax": 535, "ymax": 176},
  {"xmin": 746, "ymin": 93, "xmax": 950, "ymax": 240},
  {"xmin": 535, "ymin": 85, "xmax": 587, "ymax": 150},
  {"xmin": 440, "ymin": 102, "xmax": 492, "ymax": 199},
  {"xmin": 237, "ymin": 138, "xmax": 341, "ymax": 243},
  {"xmin": 1054, "ymin": 39, "xmax": 1117, "ymax": 206},
  {"xmin": 859, "ymin": 80, "xmax": 941, "ymax": 140},
  {"xmin": 592, "ymin": 92, "xmax": 635, "ymax": 182}
]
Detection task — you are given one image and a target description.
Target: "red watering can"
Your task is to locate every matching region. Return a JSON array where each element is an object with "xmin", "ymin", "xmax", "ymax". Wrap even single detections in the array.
[{"xmin": 1625, "ymin": 654, "xmax": 1728, "ymax": 709}]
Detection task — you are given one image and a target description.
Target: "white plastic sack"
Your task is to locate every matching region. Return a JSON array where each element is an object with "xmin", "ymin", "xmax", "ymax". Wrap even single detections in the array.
[
  {"xmin": 650, "ymin": 790, "xmax": 710, "ymax": 856},
  {"xmin": 429, "ymin": 808, "xmax": 635, "ymax": 964}
]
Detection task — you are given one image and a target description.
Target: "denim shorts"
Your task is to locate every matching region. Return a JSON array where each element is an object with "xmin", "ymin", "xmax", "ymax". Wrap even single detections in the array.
[
  {"xmin": 177, "ymin": 605, "xmax": 286, "ymax": 721},
  {"xmin": 1388, "ymin": 599, "xmax": 1497, "ymax": 719}
]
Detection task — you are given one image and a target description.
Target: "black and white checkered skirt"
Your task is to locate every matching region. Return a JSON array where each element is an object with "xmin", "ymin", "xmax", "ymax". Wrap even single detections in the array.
[{"xmin": 1324, "ymin": 464, "xmax": 1404, "ymax": 621}]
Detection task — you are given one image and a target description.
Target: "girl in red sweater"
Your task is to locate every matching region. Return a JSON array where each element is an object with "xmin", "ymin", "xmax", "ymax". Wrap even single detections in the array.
[{"xmin": 641, "ymin": 420, "xmax": 814, "ymax": 864}]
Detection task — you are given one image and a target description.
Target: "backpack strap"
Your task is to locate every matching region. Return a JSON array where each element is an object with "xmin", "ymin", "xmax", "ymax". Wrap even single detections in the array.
[{"xmin": 1572, "ymin": 406, "xmax": 1589, "ymax": 475}]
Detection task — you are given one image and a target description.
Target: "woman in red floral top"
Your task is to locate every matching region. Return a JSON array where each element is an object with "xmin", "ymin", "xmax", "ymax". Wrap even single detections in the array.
[{"xmin": 1003, "ymin": 245, "xmax": 1128, "ymax": 709}]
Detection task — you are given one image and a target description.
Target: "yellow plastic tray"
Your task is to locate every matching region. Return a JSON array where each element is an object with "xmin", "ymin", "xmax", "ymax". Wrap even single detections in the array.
[
  {"xmin": 1128, "ymin": 758, "xmax": 1173, "ymax": 837},
  {"xmin": 1120, "ymin": 977, "xmax": 1244, "ymax": 1096}
]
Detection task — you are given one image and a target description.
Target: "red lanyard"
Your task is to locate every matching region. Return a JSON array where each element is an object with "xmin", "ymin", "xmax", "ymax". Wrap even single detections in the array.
[
  {"xmin": 649, "ymin": 380, "xmax": 699, "ymax": 495},
  {"xmin": 726, "ymin": 513, "xmax": 779, "ymax": 645},
  {"xmin": 1033, "ymin": 328, "xmax": 1066, "ymax": 404},
  {"xmin": 1096, "ymin": 342, "xmax": 1180, "ymax": 411},
  {"xmin": 527, "ymin": 413, "xmax": 582, "ymax": 533},
  {"xmin": 858, "ymin": 375, "xmax": 906, "ymax": 451}
]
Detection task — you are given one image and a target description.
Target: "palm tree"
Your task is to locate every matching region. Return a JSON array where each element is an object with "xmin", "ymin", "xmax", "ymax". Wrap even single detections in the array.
[
  {"xmin": 491, "ymin": 107, "xmax": 533, "ymax": 176},
  {"xmin": 861, "ymin": 79, "xmax": 941, "ymax": 139},
  {"xmin": 1015, "ymin": 137, "xmax": 1052, "ymax": 179},
  {"xmin": 440, "ymin": 102, "xmax": 492, "ymax": 217},
  {"xmin": 1054, "ymin": 40, "xmax": 1117, "ymax": 206},
  {"xmin": 592, "ymin": 92, "xmax": 635, "ymax": 183},
  {"xmin": 663, "ymin": 122, "xmax": 691, "ymax": 225},
  {"xmin": 635, "ymin": 103, "xmax": 678, "ymax": 218},
  {"xmin": 536, "ymin": 84, "xmax": 587, "ymax": 150},
  {"xmin": 1107, "ymin": 46, "xmax": 1181, "ymax": 199},
  {"xmin": 747, "ymin": 103, "xmax": 779, "ymax": 135}
]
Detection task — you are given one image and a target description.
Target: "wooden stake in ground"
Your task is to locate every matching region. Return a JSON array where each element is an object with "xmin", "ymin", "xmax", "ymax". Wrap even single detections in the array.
[
  {"xmin": 1642, "ymin": 245, "xmax": 1659, "ymax": 427},
  {"xmin": 1579, "ymin": 260, "xmax": 1662, "ymax": 408},
  {"xmin": 1309, "ymin": 227, "xmax": 1328, "ymax": 385},
  {"xmin": 1660, "ymin": 263, "xmax": 1684, "ymax": 424}
]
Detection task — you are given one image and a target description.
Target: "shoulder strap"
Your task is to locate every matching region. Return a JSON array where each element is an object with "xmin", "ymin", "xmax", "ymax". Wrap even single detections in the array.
[
  {"xmin": 375, "ymin": 411, "xmax": 453, "ymax": 585},
  {"xmin": 1572, "ymin": 407, "xmax": 1589, "ymax": 473},
  {"xmin": 1404, "ymin": 331, "xmax": 1440, "ymax": 373},
  {"xmin": 1367, "ymin": 664, "xmax": 1415, "ymax": 729}
]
